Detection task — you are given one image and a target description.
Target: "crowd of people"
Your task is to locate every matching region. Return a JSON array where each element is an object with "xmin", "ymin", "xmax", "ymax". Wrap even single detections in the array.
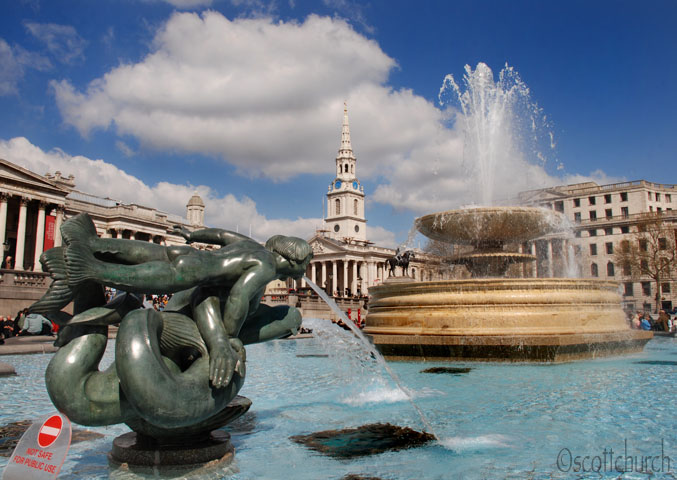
[
  {"xmin": 630, "ymin": 309, "xmax": 675, "ymax": 333},
  {"xmin": 0, "ymin": 307, "xmax": 56, "ymax": 344}
]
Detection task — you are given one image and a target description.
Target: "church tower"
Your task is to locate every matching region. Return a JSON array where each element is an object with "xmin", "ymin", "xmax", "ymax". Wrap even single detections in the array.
[{"xmin": 325, "ymin": 102, "xmax": 366, "ymax": 241}]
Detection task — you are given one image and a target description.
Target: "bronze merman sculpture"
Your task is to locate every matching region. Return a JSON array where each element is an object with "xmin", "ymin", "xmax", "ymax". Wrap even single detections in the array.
[{"xmin": 30, "ymin": 213, "xmax": 312, "ymax": 461}]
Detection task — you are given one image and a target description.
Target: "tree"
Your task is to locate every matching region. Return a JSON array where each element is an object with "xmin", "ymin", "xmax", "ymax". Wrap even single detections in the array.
[{"xmin": 613, "ymin": 213, "xmax": 677, "ymax": 312}]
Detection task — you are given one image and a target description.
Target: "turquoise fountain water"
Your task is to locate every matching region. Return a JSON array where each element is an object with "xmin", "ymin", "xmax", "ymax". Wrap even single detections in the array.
[{"xmin": 1, "ymin": 335, "xmax": 675, "ymax": 478}]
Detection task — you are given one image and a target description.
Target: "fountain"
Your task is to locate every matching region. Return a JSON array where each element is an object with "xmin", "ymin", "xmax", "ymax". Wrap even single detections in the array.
[{"xmin": 364, "ymin": 64, "xmax": 652, "ymax": 361}]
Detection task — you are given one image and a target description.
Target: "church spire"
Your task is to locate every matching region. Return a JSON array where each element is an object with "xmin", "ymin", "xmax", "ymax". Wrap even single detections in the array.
[{"xmin": 339, "ymin": 101, "xmax": 354, "ymax": 157}]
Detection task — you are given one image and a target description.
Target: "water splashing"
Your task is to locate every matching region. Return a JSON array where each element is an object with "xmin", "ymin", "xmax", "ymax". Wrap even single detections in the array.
[
  {"xmin": 303, "ymin": 276, "xmax": 439, "ymax": 440},
  {"xmin": 439, "ymin": 62, "xmax": 555, "ymax": 206}
]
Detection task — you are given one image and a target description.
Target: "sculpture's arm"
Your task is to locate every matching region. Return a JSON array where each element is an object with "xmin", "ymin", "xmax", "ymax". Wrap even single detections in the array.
[
  {"xmin": 173, "ymin": 226, "xmax": 251, "ymax": 246},
  {"xmin": 193, "ymin": 294, "xmax": 243, "ymax": 388},
  {"xmin": 221, "ymin": 263, "xmax": 276, "ymax": 338}
]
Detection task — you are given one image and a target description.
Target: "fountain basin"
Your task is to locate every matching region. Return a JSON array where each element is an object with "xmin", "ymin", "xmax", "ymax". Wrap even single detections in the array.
[
  {"xmin": 415, "ymin": 207, "xmax": 566, "ymax": 246},
  {"xmin": 364, "ymin": 278, "xmax": 652, "ymax": 362}
]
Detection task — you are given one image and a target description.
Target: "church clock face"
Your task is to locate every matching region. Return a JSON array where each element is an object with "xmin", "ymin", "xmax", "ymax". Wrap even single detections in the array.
[
  {"xmin": 352, "ymin": 181, "xmax": 358, "ymax": 189},
  {"xmin": 335, "ymin": 180, "xmax": 342, "ymax": 189}
]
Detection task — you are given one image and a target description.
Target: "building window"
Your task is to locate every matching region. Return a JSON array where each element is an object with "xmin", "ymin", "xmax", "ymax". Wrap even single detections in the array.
[
  {"xmin": 666, "ymin": 194, "xmax": 672, "ymax": 203},
  {"xmin": 573, "ymin": 198, "xmax": 580, "ymax": 207},
  {"xmin": 656, "ymin": 192, "xmax": 661, "ymax": 201},
  {"xmin": 621, "ymin": 206, "xmax": 629, "ymax": 217},
  {"xmin": 639, "ymin": 239, "xmax": 648, "ymax": 251},
  {"xmin": 606, "ymin": 242, "xmax": 613, "ymax": 254},
  {"xmin": 607, "ymin": 262, "xmax": 615, "ymax": 276},
  {"xmin": 648, "ymin": 192, "xmax": 652, "ymax": 200},
  {"xmin": 575, "ymin": 231, "xmax": 581, "ymax": 238},
  {"xmin": 353, "ymin": 199, "xmax": 358, "ymax": 215},
  {"xmin": 659, "ymin": 237, "xmax": 667, "ymax": 250},
  {"xmin": 604, "ymin": 194, "xmax": 612, "ymax": 203},
  {"xmin": 590, "ymin": 244, "xmax": 597, "ymax": 255},
  {"xmin": 620, "ymin": 240, "xmax": 630, "ymax": 252},
  {"xmin": 621, "ymin": 226, "xmax": 629, "ymax": 233},
  {"xmin": 589, "ymin": 210, "xmax": 597, "ymax": 221},
  {"xmin": 622, "ymin": 262, "xmax": 631, "ymax": 275},
  {"xmin": 605, "ymin": 208, "xmax": 612, "ymax": 219},
  {"xmin": 640, "ymin": 259, "xmax": 649, "ymax": 272},
  {"xmin": 591, "ymin": 263, "xmax": 598, "ymax": 277},
  {"xmin": 605, "ymin": 227, "xmax": 613, "ymax": 235},
  {"xmin": 574, "ymin": 212, "xmax": 581, "ymax": 223},
  {"xmin": 623, "ymin": 282, "xmax": 634, "ymax": 296},
  {"xmin": 662, "ymin": 283, "xmax": 671, "ymax": 293},
  {"xmin": 620, "ymin": 192, "xmax": 628, "ymax": 202},
  {"xmin": 554, "ymin": 201, "xmax": 564, "ymax": 212},
  {"xmin": 589, "ymin": 229, "xmax": 597, "ymax": 237},
  {"xmin": 642, "ymin": 282, "xmax": 651, "ymax": 296},
  {"xmin": 335, "ymin": 199, "xmax": 341, "ymax": 215},
  {"xmin": 589, "ymin": 196, "xmax": 596, "ymax": 205}
]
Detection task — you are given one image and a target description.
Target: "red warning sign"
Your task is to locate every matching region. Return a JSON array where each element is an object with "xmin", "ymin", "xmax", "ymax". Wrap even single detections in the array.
[
  {"xmin": 37, "ymin": 415, "xmax": 62, "ymax": 448},
  {"xmin": 3, "ymin": 412, "xmax": 71, "ymax": 480}
]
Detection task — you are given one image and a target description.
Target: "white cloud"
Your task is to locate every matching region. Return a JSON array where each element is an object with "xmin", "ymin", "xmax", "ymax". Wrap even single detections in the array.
[
  {"xmin": 24, "ymin": 22, "xmax": 87, "ymax": 64},
  {"xmin": 0, "ymin": 136, "xmax": 321, "ymax": 242},
  {"xmin": 50, "ymin": 11, "xmax": 616, "ymax": 219}
]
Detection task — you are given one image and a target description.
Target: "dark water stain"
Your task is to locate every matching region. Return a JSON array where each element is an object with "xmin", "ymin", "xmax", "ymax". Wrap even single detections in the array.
[
  {"xmin": 291, "ymin": 423, "xmax": 434, "ymax": 459},
  {"xmin": 421, "ymin": 367, "xmax": 472, "ymax": 375},
  {"xmin": 634, "ymin": 360, "xmax": 677, "ymax": 366}
]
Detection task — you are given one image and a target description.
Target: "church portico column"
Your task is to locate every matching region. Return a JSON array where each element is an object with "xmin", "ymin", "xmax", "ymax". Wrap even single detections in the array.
[
  {"xmin": 351, "ymin": 260, "xmax": 358, "ymax": 295},
  {"xmin": 311, "ymin": 262, "xmax": 317, "ymax": 285},
  {"xmin": 33, "ymin": 201, "xmax": 47, "ymax": 271},
  {"xmin": 332, "ymin": 261, "xmax": 338, "ymax": 296},
  {"xmin": 0, "ymin": 193, "xmax": 8, "ymax": 253},
  {"xmin": 343, "ymin": 260, "xmax": 348, "ymax": 295},
  {"xmin": 54, "ymin": 206, "xmax": 64, "ymax": 247},
  {"xmin": 15, "ymin": 197, "xmax": 29, "ymax": 270},
  {"xmin": 321, "ymin": 262, "xmax": 327, "ymax": 291}
]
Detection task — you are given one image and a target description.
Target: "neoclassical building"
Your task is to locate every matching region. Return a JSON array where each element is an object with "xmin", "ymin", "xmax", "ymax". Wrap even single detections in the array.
[
  {"xmin": 302, "ymin": 104, "xmax": 446, "ymax": 296},
  {"xmin": 0, "ymin": 158, "xmax": 204, "ymax": 272},
  {"xmin": 519, "ymin": 180, "xmax": 677, "ymax": 312}
]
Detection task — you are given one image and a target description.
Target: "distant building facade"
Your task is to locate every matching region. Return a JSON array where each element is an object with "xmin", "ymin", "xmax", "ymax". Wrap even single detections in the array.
[{"xmin": 519, "ymin": 180, "xmax": 677, "ymax": 312}]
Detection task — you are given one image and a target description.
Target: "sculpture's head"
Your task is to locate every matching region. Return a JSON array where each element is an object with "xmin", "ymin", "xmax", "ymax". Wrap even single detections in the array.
[{"xmin": 265, "ymin": 235, "xmax": 313, "ymax": 278}]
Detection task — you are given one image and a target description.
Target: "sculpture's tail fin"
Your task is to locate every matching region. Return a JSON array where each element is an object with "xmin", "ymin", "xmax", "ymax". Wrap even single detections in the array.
[
  {"xmin": 29, "ymin": 247, "xmax": 74, "ymax": 314},
  {"xmin": 61, "ymin": 214, "xmax": 102, "ymax": 286}
]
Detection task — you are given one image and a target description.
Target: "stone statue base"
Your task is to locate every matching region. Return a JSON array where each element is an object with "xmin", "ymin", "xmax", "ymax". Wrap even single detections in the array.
[
  {"xmin": 109, "ymin": 430, "xmax": 236, "ymax": 478},
  {"xmin": 384, "ymin": 275, "xmax": 413, "ymax": 284}
]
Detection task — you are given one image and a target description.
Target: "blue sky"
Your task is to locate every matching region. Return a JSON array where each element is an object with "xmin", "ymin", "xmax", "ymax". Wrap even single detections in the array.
[{"xmin": 1, "ymin": 0, "xmax": 675, "ymax": 247}]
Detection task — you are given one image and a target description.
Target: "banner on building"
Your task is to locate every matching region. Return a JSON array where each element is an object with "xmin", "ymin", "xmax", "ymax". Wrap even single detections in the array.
[{"xmin": 44, "ymin": 215, "xmax": 55, "ymax": 251}]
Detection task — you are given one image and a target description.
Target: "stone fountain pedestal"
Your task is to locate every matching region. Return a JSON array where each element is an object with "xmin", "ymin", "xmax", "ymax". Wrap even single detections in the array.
[
  {"xmin": 365, "ymin": 207, "xmax": 652, "ymax": 362},
  {"xmin": 365, "ymin": 278, "xmax": 652, "ymax": 362}
]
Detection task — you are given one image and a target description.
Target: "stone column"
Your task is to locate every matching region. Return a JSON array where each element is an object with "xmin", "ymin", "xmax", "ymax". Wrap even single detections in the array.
[
  {"xmin": 351, "ymin": 260, "xmax": 359, "ymax": 294},
  {"xmin": 311, "ymin": 262, "xmax": 317, "ymax": 285},
  {"xmin": 321, "ymin": 262, "xmax": 327, "ymax": 291},
  {"xmin": 547, "ymin": 240, "xmax": 554, "ymax": 278},
  {"xmin": 0, "ymin": 193, "xmax": 8, "ymax": 253},
  {"xmin": 343, "ymin": 261, "xmax": 348, "ymax": 296},
  {"xmin": 15, "ymin": 197, "xmax": 29, "ymax": 270},
  {"xmin": 33, "ymin": 202, "xmax": 47, "ymax": 271},
  {"xmin": 332, "ymin": 261, "xmax": 338, "ymax": 296},
  {"xmin": 54, "ymin": 206, "xmax": 64, "ymax": 247}
]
